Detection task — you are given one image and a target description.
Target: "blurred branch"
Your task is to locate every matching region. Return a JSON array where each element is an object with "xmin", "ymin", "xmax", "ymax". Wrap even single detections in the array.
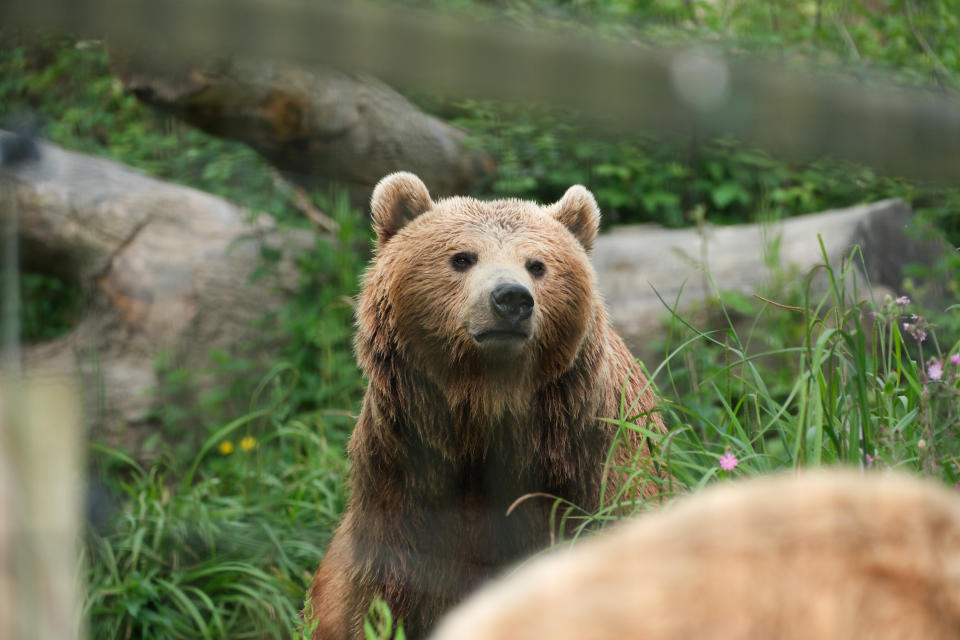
[
  {"xmin": 834, "ymin": 19, "xmax": 861, "ymax": 62},
  {"xmin": 4, "ymin": 0, "xmax": 960, "ymax": 183},
  {"xmin": 271, "ymin": 172, "xmax": 339, "ymax": 233}
]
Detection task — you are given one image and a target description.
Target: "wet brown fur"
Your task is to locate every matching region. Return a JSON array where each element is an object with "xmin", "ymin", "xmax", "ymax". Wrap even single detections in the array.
[
  {"xmin": 307, "ymin": 173, "xmax": 664, "ymax": 639},
  {"xmin": 430, "ymin": 471, "xmax": 960, "ymax": 640}
]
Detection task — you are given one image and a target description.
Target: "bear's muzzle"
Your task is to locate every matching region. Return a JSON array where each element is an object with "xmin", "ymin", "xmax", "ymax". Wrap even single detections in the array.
[
  {"xmin": 490, "ymin": 283, "xmax": 533, "ymax": 325},
  {"xmin": 470, "ymin": 282, "xmax": 534, "ymax": 346}
]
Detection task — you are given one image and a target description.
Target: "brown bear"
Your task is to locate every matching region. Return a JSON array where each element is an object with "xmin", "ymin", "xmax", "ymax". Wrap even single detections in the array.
[
  {"xmin": 306, "ymin": 172, "xmax": 665, "ymax": 640},
  {"xmin": 430, "ymin": 470, "xmax": 960, "ymax": 640}
]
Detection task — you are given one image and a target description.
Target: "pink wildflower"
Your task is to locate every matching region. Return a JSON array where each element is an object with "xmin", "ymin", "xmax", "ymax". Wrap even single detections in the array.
[
  {"xmin": 950, "ymin": 353, "xmax": 960, "ymax": 366},
  {"xmin": 719, "ymin": 453, "xmax": 739, "ymax": 471},
  {"xmin": 865, "ymin": 453, "xmax": 874, "ymax": 469},
  {"xmin": 927, "ymin": 359, "xmax": 943, "ymax": 381},
  {"xmin": 903, "ymin": 322, "xmax": 927, "ymax": 343},
  {"xmin": 895, "ymin": 296, "xmax": 910, "ymax": 306}
]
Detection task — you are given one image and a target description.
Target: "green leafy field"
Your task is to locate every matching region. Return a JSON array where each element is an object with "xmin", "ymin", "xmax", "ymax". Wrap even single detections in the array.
[{"xmin": 3, "ymin": 2, "xmax": 960, "ymax": 637}]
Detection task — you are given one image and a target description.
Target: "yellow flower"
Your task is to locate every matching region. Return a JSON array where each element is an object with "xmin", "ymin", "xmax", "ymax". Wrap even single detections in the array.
[
  {"xmin": 240, "ymin": 436, "xmax": 257, "ymax": 452},
  {"xmin": 219, "ymin": 440, "xmax": 234, "ymax": 455}
]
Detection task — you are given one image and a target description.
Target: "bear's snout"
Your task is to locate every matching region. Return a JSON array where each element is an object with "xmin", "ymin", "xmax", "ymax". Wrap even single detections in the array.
[
  {"xmin": 468, "ymin": 280, "xmax": 535, "ymax": 347},
  {"xmin": 490, "ymin": 283, "xmax": 533, "ymax": 325}
]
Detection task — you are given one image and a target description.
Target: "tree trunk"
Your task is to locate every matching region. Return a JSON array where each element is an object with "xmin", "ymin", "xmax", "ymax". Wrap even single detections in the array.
[{"xmin": 109, "ymin": 53, "xmax": 494, "ymax": 198}]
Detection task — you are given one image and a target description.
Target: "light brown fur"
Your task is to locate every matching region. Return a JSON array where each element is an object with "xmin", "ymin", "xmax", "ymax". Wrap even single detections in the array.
[
  {"xmin": 307, "ymin": 173, "xmax": 664, "ymax": 639},
  {"xmin": 430, "ymin": 471, "xmax": 960, "ymax": 640}
]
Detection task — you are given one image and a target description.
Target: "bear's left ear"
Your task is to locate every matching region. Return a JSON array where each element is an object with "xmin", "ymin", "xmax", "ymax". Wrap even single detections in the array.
[
  {"xmin": 548, "ymin": 185, "xmax": 600, "ymax": 252},
  {"xmin": 370, "ymin": 172, "xmax": 434, "ymax": 246}
]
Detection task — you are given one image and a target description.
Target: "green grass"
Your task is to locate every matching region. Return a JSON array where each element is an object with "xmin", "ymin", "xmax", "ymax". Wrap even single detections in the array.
[
  {"xmin": 603, "ymin": 240, "xmax": 960, "ymax": 516},
  {"xmin": 85, "ymin": 412, "xmax": 349, "ymax": 639}
]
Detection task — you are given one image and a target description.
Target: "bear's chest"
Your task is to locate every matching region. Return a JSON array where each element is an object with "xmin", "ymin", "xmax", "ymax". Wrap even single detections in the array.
[{"xmin": 406, "ymin": 421, "xmax": 605, "ymax": 553}]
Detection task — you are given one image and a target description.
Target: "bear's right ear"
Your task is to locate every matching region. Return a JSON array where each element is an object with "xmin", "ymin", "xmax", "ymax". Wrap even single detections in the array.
[{"xmin": 370, "ymin": 172, "xmax": 434, "ymax": 246}]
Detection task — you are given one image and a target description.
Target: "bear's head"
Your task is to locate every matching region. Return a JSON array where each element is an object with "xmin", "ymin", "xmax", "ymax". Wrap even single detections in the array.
[{"xmin": 357, "ymin": 172, "xmax": 603, "ymax": 409}]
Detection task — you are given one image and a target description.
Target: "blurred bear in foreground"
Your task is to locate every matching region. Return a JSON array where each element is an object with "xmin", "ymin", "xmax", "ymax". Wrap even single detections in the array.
[{"xmin": 431, "ymin": 471, "xmax": 960, "ymax": 640}]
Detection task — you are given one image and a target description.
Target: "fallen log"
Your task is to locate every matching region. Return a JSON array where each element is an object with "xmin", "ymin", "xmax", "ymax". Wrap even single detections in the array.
[
  {"xmin": 109, "ymin": 53, "xmax": 494, "ymax": 198},
  {"xmin": 592, "ymin": 199, "xmax": 948, "ymax": 355}
]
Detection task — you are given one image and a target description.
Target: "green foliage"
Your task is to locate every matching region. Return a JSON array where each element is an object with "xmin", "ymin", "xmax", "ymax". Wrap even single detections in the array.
[
  {"xmin": 452, "ymin": 99, "xmax": 950, "ymax": 233},
  {"xmin": 82, "ymin": 186, "xmax": 369, "ymax": 638},
  {"xmin": 625, "ymin": 244, "xmax": 960, "ymax": 507},
  {"xmin": 433, "ymin": 0, "xmax": 960, "ymax": 88},
  {"xmin": 131, "ymin": 188, "xmax": 368, "ymax": 463},
  {"xmin": 268, "ymin": 189, "xmax": 370, "ymax": 421},
  {"xmin": 16, "ymin": 271, "xmax": 83, "ymax": 342},
  {"xmin": 0, "ymin": 40, "xmax": 309, "ymax": 224},
  {"xmin": 691, "ymin": 0, "xmax": 960, "ymax": 88},
  {"xmin": 364, "ymin": 597, "xmax": 407, "ymax": 640},
  {"xmin": 2, "ymin": 40, "xmax": 358, "ymax": 349},
  {"xmin": 85, "ymin": 415, "xmax": 348, "ymax": 639},
  {"xmin": 496, "ymin": 245, "xmax": 960, "ymax": 550},
  {"xmin": 297, "ymin": 599, "xmax": 320, "ymax": 640},
  {"xmin": 424, "ymin": 0, "xmax": 960, "ymax": 248}
]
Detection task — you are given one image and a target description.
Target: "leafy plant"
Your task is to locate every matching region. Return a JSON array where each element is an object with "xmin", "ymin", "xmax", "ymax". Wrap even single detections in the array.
[
  {"xmin": 637, "ymin": 242, "xmax": 958, "ymax": 503},
  {"xmin": 16, "ymin": 271, "xmax": 83, "ymax": 342},
  {"xmin": 85, "ymin": 413, "xmax": 348, "ymax": 639},
  {"xmin": 364, "ymin": 597, "xmax": 407, "ymax": 640}
]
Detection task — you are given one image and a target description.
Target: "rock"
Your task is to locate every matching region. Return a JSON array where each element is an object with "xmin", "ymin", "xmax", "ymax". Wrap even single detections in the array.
[{"xmin": 3, "ymin": 132, "xmax": 314, "ymax": 449}]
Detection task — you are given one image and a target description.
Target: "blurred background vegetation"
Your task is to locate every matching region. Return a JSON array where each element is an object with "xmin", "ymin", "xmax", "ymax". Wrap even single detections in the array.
[{"xmin": 2, "ymin": 0, "xmax": 959, "ymax": 638}]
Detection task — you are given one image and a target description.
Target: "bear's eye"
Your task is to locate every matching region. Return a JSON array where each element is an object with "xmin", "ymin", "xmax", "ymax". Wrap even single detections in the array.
[
  {"xmin": 526, "ymin": 259, "xmax": 546, "ymax": 278},
  {"xmin": 450, "ymin": 252, "xmax": 478, "ymax": 272}
]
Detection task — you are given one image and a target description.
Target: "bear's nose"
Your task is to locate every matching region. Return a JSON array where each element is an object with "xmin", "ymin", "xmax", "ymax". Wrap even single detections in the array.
[{"xmin": 490, "ymin": 283, "xmax": 534, "ymax": 324}]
